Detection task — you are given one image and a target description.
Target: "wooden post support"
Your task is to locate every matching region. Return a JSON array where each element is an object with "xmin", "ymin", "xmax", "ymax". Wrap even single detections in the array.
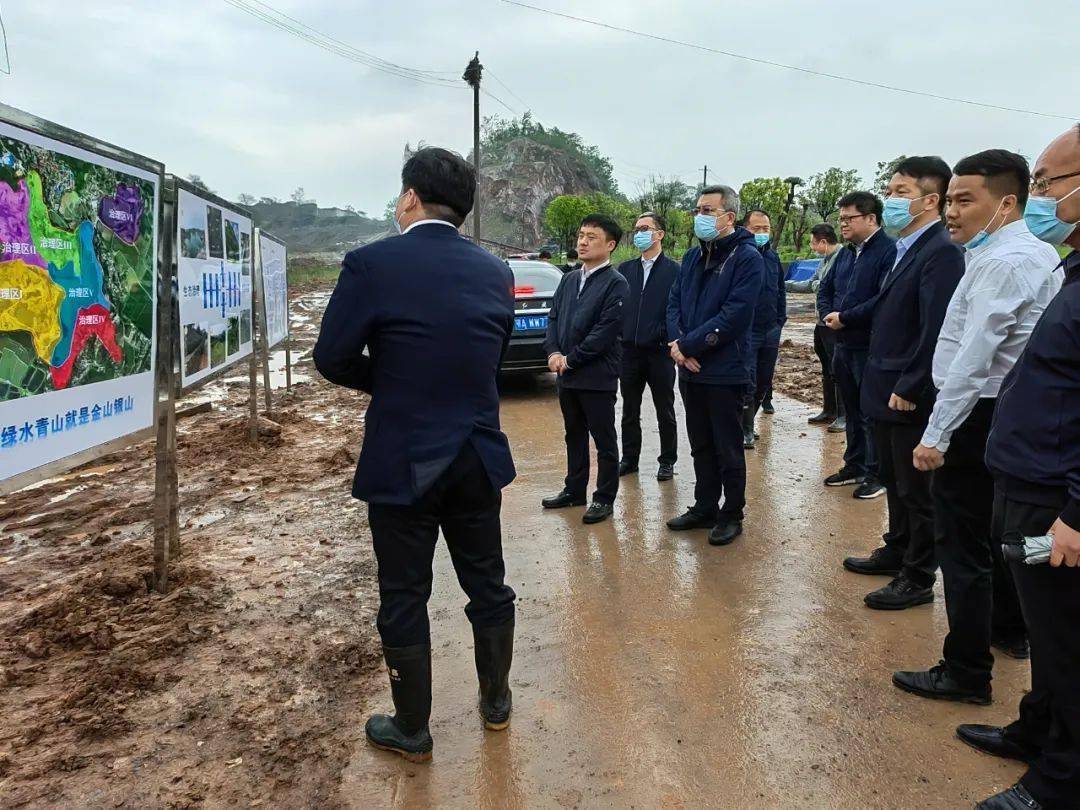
[
  {"xmin": 247, "ymin": 348, "xmax": 259, "ymax": 443},
  {"xmin": 259, "ymin": 308, "xmax": 273, "ymax": 414},
  {"xmin": 153, "ymin": 194, "xmax": 179, "ymax": 592},
  {"xmin": 284, "ymin": 311, "xmax": 292, "ymax": 392}
]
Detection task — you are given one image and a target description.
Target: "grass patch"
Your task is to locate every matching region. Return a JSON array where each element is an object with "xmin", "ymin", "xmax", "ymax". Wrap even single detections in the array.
[{"xmin": 288, "ymin": 257, "xmax": 341, "ymax": 288}]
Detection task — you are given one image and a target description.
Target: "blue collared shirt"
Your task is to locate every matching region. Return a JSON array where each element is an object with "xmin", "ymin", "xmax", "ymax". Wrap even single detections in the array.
[{"xmin": 892, "ymin": 220, "xmax": 937, "ymax": 269}]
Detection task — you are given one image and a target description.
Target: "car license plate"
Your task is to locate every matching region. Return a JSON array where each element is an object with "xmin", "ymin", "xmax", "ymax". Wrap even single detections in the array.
[{"xmin": 514, "ymin": 315, "xmax": 547, "ymax": 331}]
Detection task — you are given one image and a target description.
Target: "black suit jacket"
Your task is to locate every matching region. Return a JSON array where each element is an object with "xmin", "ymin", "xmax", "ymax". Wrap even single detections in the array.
[
  {"xmin": 313, "ymin": 223, "xmax": 517, "ymax": 505},
  {"xmin": 618, "ymin": 252, "xmax": 680, "ymax": 349},
  {"xmin": 860, "ymin": 221, "xmax": 965, "ymax": 424}
]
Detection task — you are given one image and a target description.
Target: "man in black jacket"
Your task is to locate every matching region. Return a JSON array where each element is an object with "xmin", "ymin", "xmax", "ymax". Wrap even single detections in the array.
[
  {"xmin": 617, "ymin": 212, "xmax": 680, "ymax": 481},
  {"xmin": 842, "ymin": 158, "xmax": 965, "ymax": 612},
  {"xmin": 542, "ymin": 213, "xmax": 630, "ymax": 524},
  {"xmin": 741, "ymin": 209, "xmax": 786, "ymax": 447},
  {"xmin": 314, "ymin": 147, "xmax": 517, "ymax": 762},
  {"xmin": 821, "ymin": 192, "xmax": 897, "ymax": 499},
  {"xmin": 959, "ymin": 125, "xmax": 1080, "ymax": 810}
]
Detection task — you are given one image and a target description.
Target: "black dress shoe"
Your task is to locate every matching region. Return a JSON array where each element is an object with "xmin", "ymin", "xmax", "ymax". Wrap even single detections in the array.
[
  {"xmin": 582, "ymin": 501, "xmax": 613, "ymax": 524},
  {"xmin": 808, "ymin": 410, "xmax": 835, "ymax": 425},
  {"xmin": 992, "ymin": 635, "xmax": 1030, "ymax": 660},
  {"xmin": 708, "ymin": 519, "xmax": 742, "ymax": 546},
  {"xmin": 656, "ymin": 463, "xmax": 674, "ymax": 481},
  {"xmin": 843, "ymin": 546, "xmax": 902, "ymax": 576},
  {"xmin": 892, "ymin": 662, "xmax": 991, "ymax": 705},
  {"xmin": 542, "ymin": 490, "xmax": 586, "ymax": 509},
  {"xmin": 976, "ymin": 784, "xmax": 1042, "ymax": 809},
  {"xmin": 618, "ymin": 460, "xmax": 638, "ymax": 477},
  {"xmin": 865, "ymin": 575, "xmax": 934, "ymax": 610},
  {"xmin": 667, "ymin": 509, "xmax": 716, "ymax": 531},
  {"xmin": 956, "ymin": 724, "xmax": 1037, "ymax": 764}
]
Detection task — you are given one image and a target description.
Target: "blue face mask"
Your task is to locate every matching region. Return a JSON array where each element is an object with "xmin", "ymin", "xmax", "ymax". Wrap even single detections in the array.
[
  {"xmin": 964, "ymin": 198, "xmax": 1007, "ymax": 251},
  {"xmin": 753, "ymin": 232, "xmax": 770, "ymax": 247},
  {"xmin": 1024, "ymin": 185, "xmax": 1080, "ymax": 246},
  {"xmin": 694, "ymin": 213, "xmax": 720, "ymax": 241},
  {"xmin": 633, "ymin": 230, "xmax": 654, "ymax": 251},
  {"xmin": 882, "ymin": 194, "xmax": 930, "ymax": 234}
]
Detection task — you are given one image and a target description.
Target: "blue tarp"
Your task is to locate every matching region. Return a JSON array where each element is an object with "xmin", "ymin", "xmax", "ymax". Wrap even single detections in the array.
[{"xmin": 785, "ymin": 258, "xmax": 821, "ymax": 282}]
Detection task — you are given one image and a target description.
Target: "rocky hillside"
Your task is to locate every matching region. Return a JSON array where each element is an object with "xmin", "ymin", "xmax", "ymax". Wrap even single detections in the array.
[{"xmin": 247, "ymin": 200, "xmax": 390, "ymax": 257}]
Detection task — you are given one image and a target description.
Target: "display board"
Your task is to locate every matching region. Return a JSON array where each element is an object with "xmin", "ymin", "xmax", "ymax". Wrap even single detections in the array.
[
  {"xmin": 255, "ymin": 229, "xmax": 289, "ymax": 349},
  {"xmin": 175, "ymin": 184, "xmax": 254, "ymax": 389},
  {"xmin": 0, "ymin": 109, "xmax": 161, "ymax": 484}
]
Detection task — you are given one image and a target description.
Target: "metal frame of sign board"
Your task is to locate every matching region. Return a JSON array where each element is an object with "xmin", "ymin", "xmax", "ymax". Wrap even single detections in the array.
[
  {"xmin": 0, "ymin": 102, "xmax": 165, "ymax": 497},
  {"xmin": 253, "ymin": 228, "xmax": 290, "ymax": 350},
  {"xmin": 168, "ymin": 175, "xmax": 257, "ymax": 397}
]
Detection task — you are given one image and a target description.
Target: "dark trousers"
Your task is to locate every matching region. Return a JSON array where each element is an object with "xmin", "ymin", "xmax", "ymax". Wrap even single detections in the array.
[
  {"xmin": 876, "ymin": 421, "xmax": 936, "ymax": 587},
  {"xmin": 813, "ymin": 324, "xmax": 844, "ymax": 417},
  {"xmin": 996, "ymin": 493, "xmax": 1080, "ymax": 807},
  {"xmin": 934, "ymin": 399, "xmax": 1025, "ymax": 688},
  {"xmin": 745, "ymin": 342, "xmax": 780, "ymax": 409},
  {"xmin": 559, "ymin": 386, "xmax": 619, "ymax": 504},
  {"xmin": 833, "ymin": 345, "xmax": 876, "ymax": 478},
  {"xmin": 619, "ymin": 345, "xmax": 677, "ymax": 466},
  {"xmin": 680, "ymin": 381, "xmax": 745, "ymax": 521},
  {"xmin": 368, "ymin": 442, "xmax": 516, "ymax": 648}
]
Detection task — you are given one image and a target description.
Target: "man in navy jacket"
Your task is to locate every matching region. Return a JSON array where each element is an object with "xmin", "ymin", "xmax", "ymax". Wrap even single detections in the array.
[
  {"xmin": 542, "ymin": 213, "xmax": 629, "ymax": 525},
  {"xmin": 741, "ymin": 209, "xmax": 786, "ymax": 447},
  {"xmin": 666, "ymin": 185, "xmax": 764, "ymax": 546},
  {"xmin": 314, "ymin": 148, "xmax": 517, "ymax": 761},
  {"xmin": 821, "ymin": 191, "xmax": 897, "ymax": 499},
  {"xmin": 617, "ymin": 212, "xmax": 680, "ymax": 481},
  {"xmin": 841, "ymin": 158, "xmax": 964, "ymax": 613}
]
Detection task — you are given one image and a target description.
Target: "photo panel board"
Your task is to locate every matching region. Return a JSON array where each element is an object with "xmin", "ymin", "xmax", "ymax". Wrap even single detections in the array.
[
  {"xmin": 174, "ymin": 182, "xmax": 254, "ymax": 389},
  {"xmin": 255, "ymin": 229, "xmax": 289, "ymax": 350},
  {"xmin": 0, "ymin": 104, "xmax": 162, "ymax": 486}
]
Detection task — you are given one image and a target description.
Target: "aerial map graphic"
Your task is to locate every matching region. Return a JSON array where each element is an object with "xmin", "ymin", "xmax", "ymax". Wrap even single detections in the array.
[{"xmin": 0, "ymin": 135, "xmax": 156, "ymax": 401}]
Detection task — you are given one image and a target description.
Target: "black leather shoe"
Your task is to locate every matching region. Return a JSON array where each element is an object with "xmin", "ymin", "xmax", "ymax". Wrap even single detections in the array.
[
  {"xmin": 992, "ymin": 635, "xmax": 1030, "ymax": 660},
  {"xmin": 761, "ymin": 397, "xmax": 775, "ymax": 415},
  {"xmin": 843, "ymin": 546, "xmax": 902, "ymax": 577},
  {"xmin": 542, "ymin": 490, "xmax": 586, "ymax": 509},
  {"xmin": 365, "ymin": 644, "xmax": 434, "ymax": 762},
  {"xmin": 742, "ymin": 406, "xmax": 756, "ymax": 449},
  {"xmin": 865, "ymin": 575, "xmax": 934, "ymax": 610},
  {"xmin": 827, "ymin": 416, "xmax": 846, "ymax": 433},
  {"xmin": 656, "ymin": 463, "xmax": 675, "ymax": 481},
  {"xmin": 708, "ymin": 519, "xmax": 742, "ymax": 546},
  {"xmin": 582, "ymin": 501, "xmax": 613, "ymax": 524},
  {"xmin": 956, "ymin": 724, "xmax": 1037, "ymax": 764},
  {"xmin": 808, "ymin": 410, "xmax": 835, "ymax": 425},
  {"xmin": 976, "ymin": 784, "xmax": 1042, "ymax": 809},
  {"xmin": 473, "ymin": 622, "xmax": 514, "ymax": 731},
  {"xmin": 824, "ymin": 467, "xmax": 863, "ymax": 486},
  {"xmin": 618, "ymin": 460, "xmax": 638, "ymax": 477},
  {"xmin": 667, "ymin": 509, "xmax": 716, "ymax": 531},
  {"xmin": 892, "ymin": 662, "xmax": 991, "ymax": 705}
]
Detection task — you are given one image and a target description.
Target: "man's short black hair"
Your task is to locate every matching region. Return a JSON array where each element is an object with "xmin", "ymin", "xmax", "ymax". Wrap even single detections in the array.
[
  {"xmin": 580, "ymin": 213, "xmax": 623, "ymax": 245},
  {"xmin": 837, "ymin": 191, "xmax": 884, "ymax": 225},
  {"xmin": 953, "ymin": 149, "xmax": 1031, "ymax": 207},
  {"xmin": 566, "ymin": 248, "xmax": 578, "ymax": 260},
  {"xmin": 740, "ymin": 208, "xmax": 771, "ymax": 226},
  {"xmin": 638, "ymin": 211, "xmax": 666, "ymax": 230},
  {"xmin": 810, "ymin": 223, "xmax": 838, "ymax": 244},
  {"xmin": 538, "ymin": 250, "xmax": 552, "ymax": 259},
  {"xmin": 894, "ymin": 156, "xmax": 952, "ymax": 213},
  {"xmin": 400, "ymin": 147, "xmax": 476, "ymax": 227}
]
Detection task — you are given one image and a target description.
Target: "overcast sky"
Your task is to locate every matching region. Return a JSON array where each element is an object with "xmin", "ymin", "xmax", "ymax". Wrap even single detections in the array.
[{"xmin": 4, "ymin": 1, "xmax": 1078, "ymax": 215}]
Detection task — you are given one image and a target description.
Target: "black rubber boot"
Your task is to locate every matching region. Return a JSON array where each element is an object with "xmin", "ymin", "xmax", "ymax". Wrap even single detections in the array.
[
  {"xmin": 365, "ymin": 643, "xmax": 434, "ymax": 762},
  {"xmin": 809, "ymin": 373, "xmax": 837, "ymax": 424},
  {"xmin": 473, "ymin": 622, "xmax": 514, "ymax": 730},
  {"xmin": 742, "ymin": 405, "xmax": 756, "ymax": 449}
]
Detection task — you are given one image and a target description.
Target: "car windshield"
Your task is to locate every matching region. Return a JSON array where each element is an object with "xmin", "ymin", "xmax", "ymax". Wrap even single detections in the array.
[{"xmin": 508, "ymin": 261, "xmax": 561, "ymax": 295}]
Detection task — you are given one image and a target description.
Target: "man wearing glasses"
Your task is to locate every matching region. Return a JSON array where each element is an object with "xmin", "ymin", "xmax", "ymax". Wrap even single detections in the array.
[
  {"xmin": 666, "ymin": 186, "xmax": 764, "ymax": 546},
  {"xmin": 821, "ymin": 192, "xmax": 896, "ymax": 500},
  {"xmin": 617, "ymin": 213, "xmax": 680, "ymax": 481}
]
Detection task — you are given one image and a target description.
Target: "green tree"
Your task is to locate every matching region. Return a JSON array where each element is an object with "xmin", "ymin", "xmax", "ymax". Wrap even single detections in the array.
[
  {"xmin": 804, "ymin": 167, "xmax": 862, "ymax": 221},
  {"xmin": 738, "ymin": 177, "xmax": 788, "ymax": 224},
  {"xmin": 874, "ymin": 156, "xmax": 908, "ymax": 196},
  {"xmin": 544, "ymin": 195, "xmax": 593, "ymax": 251},
  {"xmin": 236, "ymin": 193, "xmax": 256, "ymax": 206},
  {"xmin": 187, "ymin": 174, "xmax": 213, "ymax": 194}
]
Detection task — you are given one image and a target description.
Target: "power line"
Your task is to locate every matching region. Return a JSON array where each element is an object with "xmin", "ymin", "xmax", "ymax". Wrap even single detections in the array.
[
  {"xmin": 501, "ymin": 0, "xmax": 1079, "ymax": 121},
  {"xmin": 480, "ymin": 86, "xmax": 518, "ymax": 115},
  {"xmin": 0, "ymin": 3, "xmax": 11, "ymax": 76},
  {"xmin": 485, "ymin": 68, "xmax": 532, "ymax": 111}
]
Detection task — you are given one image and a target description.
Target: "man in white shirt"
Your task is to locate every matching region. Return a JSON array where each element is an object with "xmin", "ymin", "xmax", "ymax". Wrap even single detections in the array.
[{"xmin": 894, "ymin": 150, "xmax": 1062, "ymax": 706}]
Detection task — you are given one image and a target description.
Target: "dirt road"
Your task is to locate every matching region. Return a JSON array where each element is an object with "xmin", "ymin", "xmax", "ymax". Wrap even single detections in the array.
[{"xmin": 1, "ymin": 289, "xmax": 1028, "ymax": 807}]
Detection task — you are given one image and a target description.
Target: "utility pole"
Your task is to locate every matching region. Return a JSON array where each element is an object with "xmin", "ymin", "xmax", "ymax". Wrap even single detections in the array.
[
  {"xmin": 702, "ymin": 165, "xmax": 708, "ymax": 189},
  {"xmin": 463, "ymin": 51, "xmax": 483, "ymax": 244}
]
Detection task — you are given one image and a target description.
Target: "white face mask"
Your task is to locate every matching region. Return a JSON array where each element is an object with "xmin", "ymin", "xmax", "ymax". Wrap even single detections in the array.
[{"xmin": 393, "ymin": 191, "xmax": 410, "ymax": 234}]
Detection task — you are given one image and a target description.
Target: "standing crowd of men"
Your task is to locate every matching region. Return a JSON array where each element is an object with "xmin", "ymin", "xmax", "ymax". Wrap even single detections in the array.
[{"xmin": 314, "ymin": 124, "xmax": 1080, "ymax": 808}]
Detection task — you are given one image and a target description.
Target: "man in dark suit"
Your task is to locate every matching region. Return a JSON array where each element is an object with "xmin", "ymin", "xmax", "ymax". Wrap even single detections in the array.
[
  {"xmin": 821, "ymin": 192, "xmax": 897, "ymax": 499},
  {"xmin": 617, "ymin": 212, "xmax": 680, "ymax": 481},
  {"xmin": 740, "ymin": 209, "xmax": 786, "ymax": 448},
  {"xmin": 841, "ymin": 158, "xmax": 965, "ymax": 611},
  {"xmin": 666, "ymin": 185, "xmax": 764, "ymax": 546},
  {"xmin": 314, "ymin": 147, "xmax": 517, "ymax": 762},
  {"xmin": 542, "ymin": 214, "xmax": 629, "ymax": 524}
]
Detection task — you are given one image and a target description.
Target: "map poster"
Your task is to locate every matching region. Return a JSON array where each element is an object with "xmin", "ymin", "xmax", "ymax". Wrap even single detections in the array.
[
  {"xmin": 0, "ymin": 115, "xmax": 160, "ymax": 484},
  {"xmin": 255, "ymin": 230, "xmax": 288, "ymax": 350},
  {"xmin": 175, "ymin": 186, "xmax": 253, "ymax": 389}
]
